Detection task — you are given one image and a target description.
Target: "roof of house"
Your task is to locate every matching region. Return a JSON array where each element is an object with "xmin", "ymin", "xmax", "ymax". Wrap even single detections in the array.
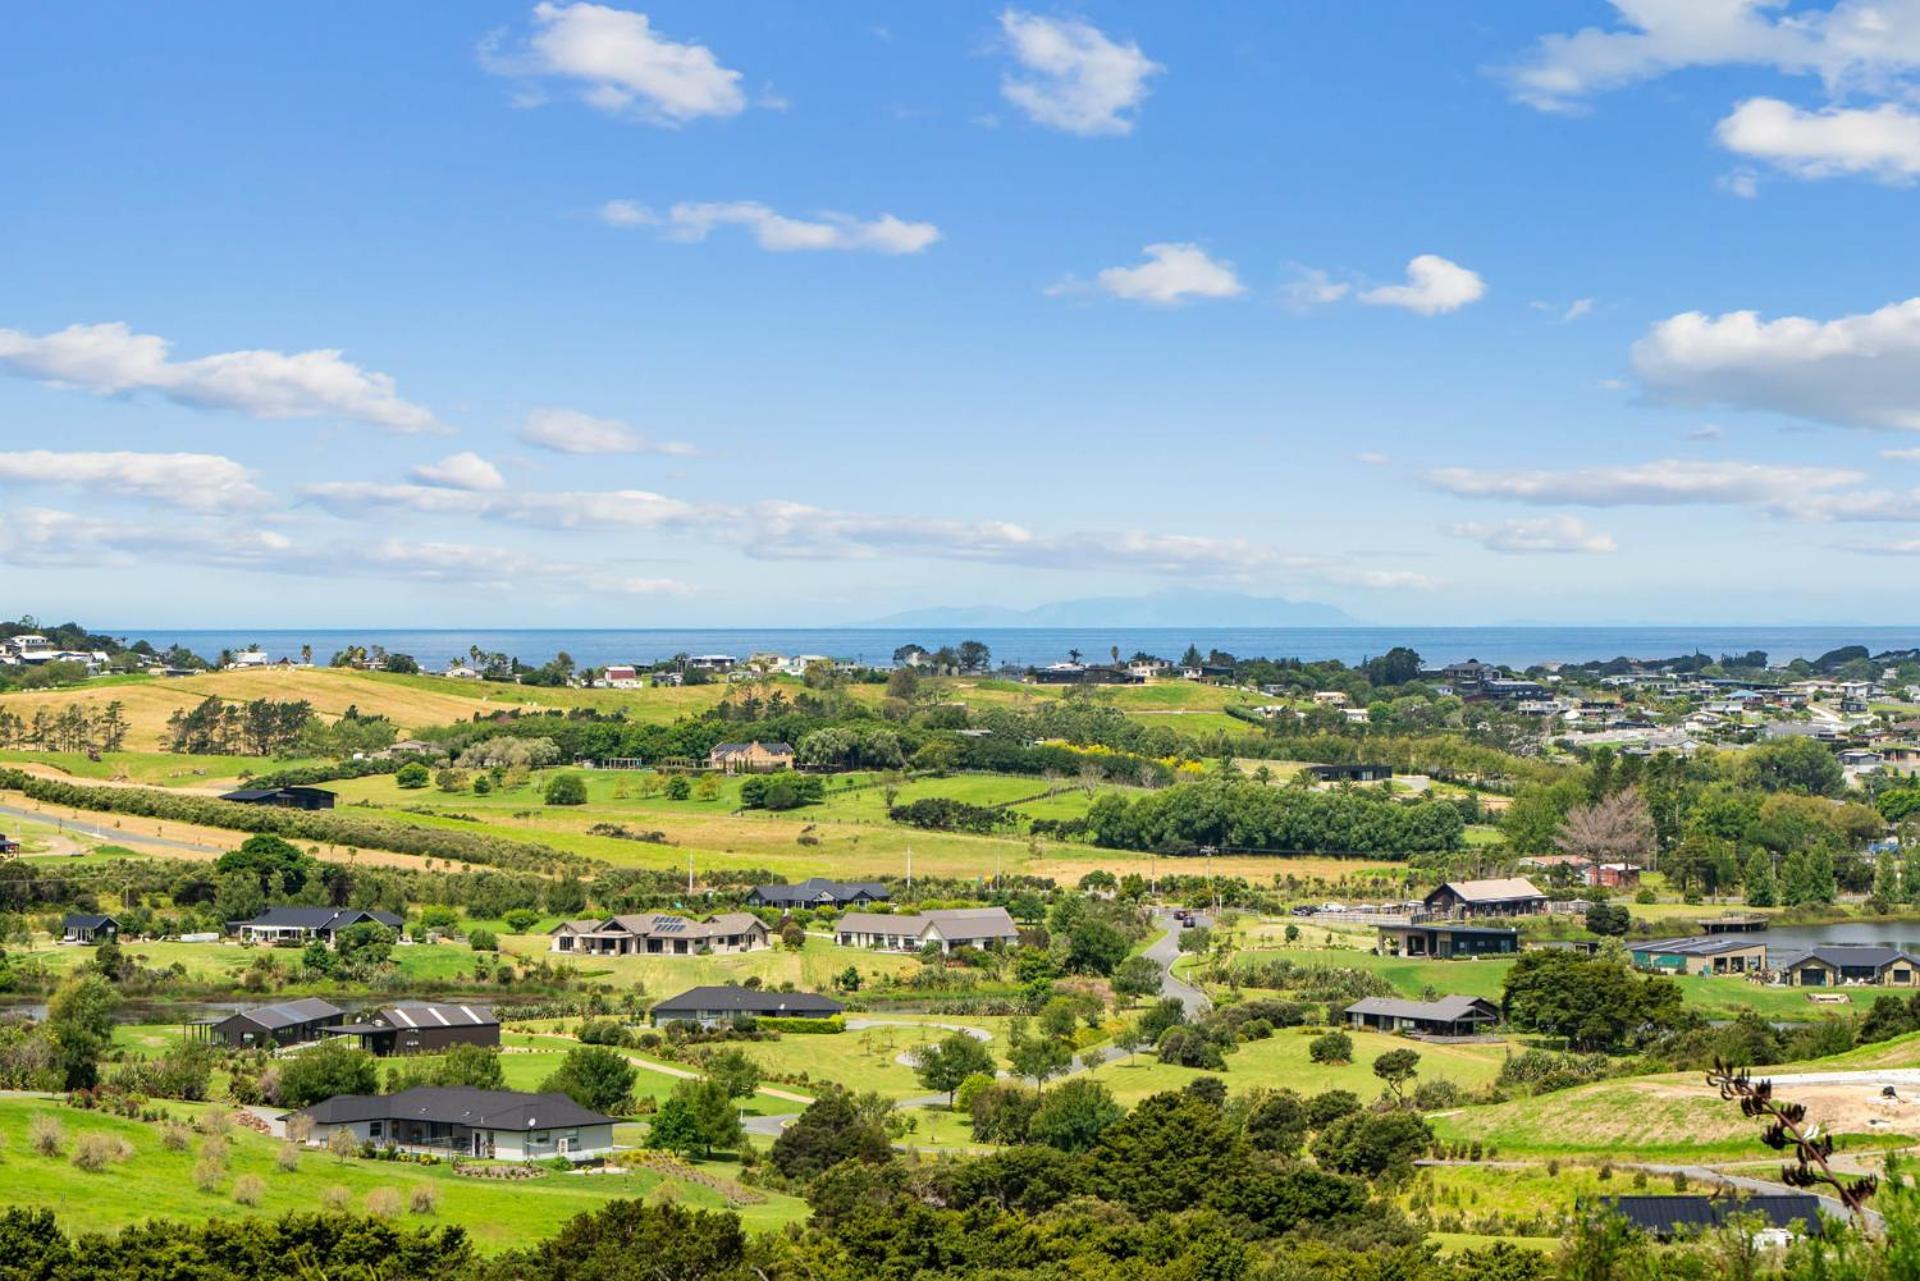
[
  {"xmin": 837, "ymin": 907, "xmax": 1020, "ymax": 940},
  {"xmin": 1605, "ymin": 1194, "xmax": 1822, "ymax": 1235},
  {"xmin": 225, "ymin": 997, "xmax": 345, "ymax": 1030},
  {"xmin": 709, "ymin": 740, "xmax": 794, "ymax": 755},
  {"xmin": 329, "ymin": 1002, "xmax": 497, "ymax": 1032},
  {"xmin": 752, "ymin": 878, "xmax": 890, "ymax": 903},
  {"xmin": 650, "ymin": 985, "xmax": 845, "ymax": 1017},
  {"xmin": 1426, "ymin": 877, "xmax": 1546, "ymax": 903},
  {"xmin": 1380, "ymin": 921, "xmax": 1520, "ymax": 938},
  {"xmin": 1632, "ymin": 936, "xmax": 1764, "ymax": 957},
  {"xmin": 1774, "ymin": 945, "xmax": 1920, "ymax": 971},
  {"xmin": 1345, "ymin": 995, "xmax": 1499, "ymax": 1023},
  {"xmin": 219, "ymin": 785, "xmax": 335, "ymax": 801},
  {"xmin": 230, "ymin": 907, "xmax": 404, "ymax": 931},
  {"xmin": 552, "ymin": 912, "xmax": 766, "ymax": 940},
  {"xmin": 295, "ymin": 1087, "xmax": 614, "ymax": 1130},
  {"xmin": 62, "ymin": 913, "xmax": 118, "ymax": 929}
]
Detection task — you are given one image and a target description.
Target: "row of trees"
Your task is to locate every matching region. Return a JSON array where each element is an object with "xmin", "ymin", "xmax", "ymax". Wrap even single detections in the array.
[
  {"xmin": 0, "ymin": 702, "xmax": 129, "ymax": 753},
  {"xmin": 1083, "ymin": 779, "xmax": 1466, "ymax": 856}
]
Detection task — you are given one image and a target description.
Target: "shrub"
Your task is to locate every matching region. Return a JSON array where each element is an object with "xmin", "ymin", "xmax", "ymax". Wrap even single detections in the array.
[
  {"xmin": 468, "ymin": 928, "xmax": 499, "ymax": 952},
  {"xmin": 233, "ymin": 1174, "xmax": 266, "ymax": 1206},
  {"xmin": 200, "ymin": 1134, "xmax": 230, "ymax": 1167},
  {"xmin": 396, "ymin": 762, "xmax": 431, "ymax": 789},
  {"xmin": 162, "ymin": 1123, "xmax": 192, "ymax": 1152},
  {"xmin": 328, "ymin": 1128, "xmax": 359, "ymax": 1162},
  {"xmin": 277, "ymin": 1143, "xmax": 301, "ymax": 1172},
  {"xmin": 364, "ymin": 1187, "xmax": 403, "ymax": 1218},
  {"xmin": 70, "ymin": 1133, "xmax": 132, "ymax": 1171},
  {"xmin": 195, "ymin": 1108, "xmax": 232, "ymax": 1136},
  {"xmin": 1308, "ymin": 1031, "xmax": 1353, "ymax": 1065},
  {"xmin": 544, "ymin": 774, "xmax": 588, "ymax": 806},
  {"xmin": 322, "ymin": 1185, "xmax": 353, "ymax": 1212},
  {"xmin": 409, "ymin": 1184, "xmax": 439, "ymax": 1215},
  {"xmin": 193, "ymin": 1158, "xmax": 225, "ymax": 1193},
  {"xmin": 28, "ymin": 1115, "xmax": 65, "ymax": 1156}
]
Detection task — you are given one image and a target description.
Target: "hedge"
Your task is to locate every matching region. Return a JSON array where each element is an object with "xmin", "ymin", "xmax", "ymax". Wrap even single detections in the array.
[{"xmin": 758, "ymin": 1015, "xmax": 846, "ymax": 1034}]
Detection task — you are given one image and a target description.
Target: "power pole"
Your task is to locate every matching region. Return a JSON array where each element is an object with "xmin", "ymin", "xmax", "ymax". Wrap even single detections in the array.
[
  {"xmin": 687, "ymin": 849, "xmax": 694, "ymax": 897},
  {"xmin": 906, "ymin": 845, "xmax": 913, "ymax": 891}
]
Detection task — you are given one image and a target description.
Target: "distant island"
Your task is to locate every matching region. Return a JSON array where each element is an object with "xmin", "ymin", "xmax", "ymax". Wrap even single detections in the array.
[{"xmin": 863, "ymin": 589, "xmax": 1359, "ymax": 629}]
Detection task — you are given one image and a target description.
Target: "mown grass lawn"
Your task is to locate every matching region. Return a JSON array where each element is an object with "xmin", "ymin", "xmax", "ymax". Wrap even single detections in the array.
[
  {"xmin": 0, "ymin": 1097, "xmax": 808, "ymax": 1247},
  {"xmin": 504, "ymin": 936, "xmax": 920, "ymax": 995}
]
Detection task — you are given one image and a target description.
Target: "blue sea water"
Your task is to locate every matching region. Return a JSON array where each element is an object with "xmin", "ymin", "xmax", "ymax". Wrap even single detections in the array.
[{"xmin": 109, "ymin": 625, "xmax": 1920, "ymax": 672}]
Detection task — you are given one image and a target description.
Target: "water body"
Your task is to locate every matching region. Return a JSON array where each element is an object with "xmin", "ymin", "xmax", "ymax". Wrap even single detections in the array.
[
  {"xmin": 1752, "ymin": 921, "xmax": 1920, "ymax": 952},
  {"xmin": 113, "ymin": 625, "xmax": 1920, "ymax": 673}
]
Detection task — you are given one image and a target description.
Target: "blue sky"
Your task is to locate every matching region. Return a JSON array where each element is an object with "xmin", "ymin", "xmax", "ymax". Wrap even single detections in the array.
[{"xmin": 5, "ymin": 1, "xmax": 1920, "ymax": 627}]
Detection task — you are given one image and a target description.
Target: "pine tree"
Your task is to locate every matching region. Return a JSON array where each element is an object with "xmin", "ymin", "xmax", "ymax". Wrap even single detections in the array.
[
  {"xmin": 1744, "ymin": 851, "xmax": 1777, "ymax": 908},
  {"xmin": 1871, "ymin": 853, "xmax": 1903, "ymax": 915}
]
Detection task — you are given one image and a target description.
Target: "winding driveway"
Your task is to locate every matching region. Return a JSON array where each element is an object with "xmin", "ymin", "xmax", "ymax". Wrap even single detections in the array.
[{"xmin": 1146, "ymin": 911, "xmax": 1212, "ymax": 1016}]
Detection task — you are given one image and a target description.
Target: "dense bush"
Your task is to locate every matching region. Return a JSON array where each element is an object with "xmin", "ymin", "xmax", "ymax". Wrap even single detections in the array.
[{"xmin": 1084, "ymin": 780, "xmax": 1464, "ymax": 856}]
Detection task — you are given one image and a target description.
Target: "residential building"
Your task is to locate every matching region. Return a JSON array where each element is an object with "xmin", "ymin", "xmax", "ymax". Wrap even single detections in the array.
[
  {"xmin": 649, "ymin": 985, "xmax": 845, "ymax": 1026},
  {"xmin": 1422, "ymin": 877, "xmax": 1548, "ymax": 919},
  {"xmin": 1629, "ymin": 936, "xmax": 1767, "ymax": 976},
  {"xmin": 1519, "ymin": 854, "xmax": 1643, "ymax": 888},
  {"xmin": 217, "ymin": 785, "xmax": 336, "ymax": 811},
  {"xmin": 226, "ymin": 907, "xmax": 404, "ymax": 946},
  {"xmin": 836, "ymin": 906, "xmax": 1021, "ymax": 953},
  {"xmin": 1304, "ymin": 763, "xmax": 1394, "ymax": 784},
  {"xmin": 548, "ymin": 912, "xmax": 769, "ymax": 956},
  {"xmin": 602, "ymin": 665, "xmax": 641, "ymax": 688},
  {"xmin": 0, "ymin": 832, "xmax": 18, "ymax": 857},
  {"xmin": 207, "ymin": 997, "xmax": 345, "ymax": 1049},
  {"xmin": 1344, "ymin": 995, "xmax": 1500, "ymax": 1037},
  {"xmin": 321, "ymin": 1002, "xmax": 499, "ymax": 1055},
  {"xmin": 1773, "ymin": 946, "xmax": 1920, "ymax": 988},
  {"xmin": 290, "ymin": 1087, "xmax": 615, "ymax": 1161},
  {"xmin": 1375, "ymin": 922, "xmax": 1519, "ymax": 959},
  {"xmin": 61, "ymin": 913, "xmax": 120, "ymax": 944},
  {"xmin": 746, "ymin": 878, "xmax": 890, "ymax": 909},
  {"xmin": 707, "ymin": 740, "xmax": 796, "ymax": 774}
]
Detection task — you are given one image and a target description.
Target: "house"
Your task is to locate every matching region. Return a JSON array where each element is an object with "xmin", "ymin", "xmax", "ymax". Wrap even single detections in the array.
[
  {"xmin": 687, "ymin": 654, "xmax": 737, "ymax": 673},
  {"xmin": 707, "ymin": 741, "xmax": 795, "ymax": 774},
  {"xmin": 321, "ymin": 1002, "xmax": 499, "ymax": 1055},
  {"xmin": 1311, "ymin": 690, "xmax": 1351, "ymax": 707},
  {"xmin": 1605, "ymin": 1195, "xmax": 1821, "ymax": 1244},
  {"xmin": 602, "ymin": 665, "xmax": 641, "ymax": 689},
  {"xmin": 207, "ymin": 997, "xmax": 345, "ymax": 1049},
  {"xmin": 0, "ymin": 832, "xmax": 19, "ymax": 857},
  {"xmin": 61, "ymin": 913, "xmax": 120, "ymax": 944},
  {"xmin": 747, "ymin": 878, "xmax": 890, "ymax": 910},
  {"xmin": 227, "ymin": 647, "xmax": 270, "ymax": 669},
  {"xmin": 649, "ymin": 985, "xmax": 844, "ymax": 1026},
  {"xmin": 226, "ymin": 907, "xmax": 404, "ymax": 946},
  {"xmin": 1519, "ymin": 854, "xmax": 1643, "ymax": 889},
  {"xmin": 1304, "ymin": 763, "xmax": 1394, "ymax": 784},
  {"xmin": 1773, "ymin": 946, "xmax": 1920, "ymax": 988},
  {"xmin": 1344, "ymin": 995, "xmax": 1500, "ymax": 1037},
  {"xmin": 290, "ymin": 1086, "xmax": 614, "ymax": 1161},
  {"xmin": 5, "ymin": 634, "xmax": 57, "ymax": 663},
  {"xmin": 548, "ymin": 912, "xmax": 769, "ymax": 956},
  {"xmin": 1375, "ymin": 922, "xmax": 1519, "ymax": 959},
  {"xmin": 1630, "ymin": 936, "xmax": 1768, "ymax": 976},
  {"xmin": 218, "ymin": 785, "xmax": 336, "ymax": 811},
  {"xmin": 443, "ymin": 663, "xmax": 481, "ymax": 680},
  {"xmin": 836, "ymin": 906, "xmax": 1021, "ymax": 953},
  {"xmin": 1422, "ymin": 877, "xmax": 1548, "ymax": 919}
]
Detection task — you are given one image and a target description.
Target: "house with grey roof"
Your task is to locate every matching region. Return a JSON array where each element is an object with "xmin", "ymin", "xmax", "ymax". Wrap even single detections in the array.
[
  {"xmin": 649, "ymin": 985, "xmax": 844, "ymax": 1026},
  {"xmin": 1344, "ymin": 995, "xmax": 1500, "ymax": 1037},
  {"xmin": 1422, "ymin": 877, "xmax": 1547, "ymax": 919},
  {"xmin": 548, "ymin": 912, "xmax": 769, "ymax": 956},
  {"xmin": 207, "ymin": 997, "xmax": 344, "ymax": 1049},
  {"xmin": 835, "ymin": 906, "xmax": 1020, "ymax": 954},
  {"xmin": 320, "ymin": 1001, "xmax": 499, "ymax": 1056},
  {"xmin": 1629, "ymin": 936, "xmax": 1767, "ymax": 976},
  {"xmin": 1771, "ymin": 945, "xmax": 1920, "ymax": 988},
  {"xmin": 289, "ymin": 1086, "xmax": 614, "ymax": 1161},
  {"xmin": 747, "ymin": 878, "xmax": 890, "ymax": 909},
  {"xmin": 61, "ymin": 913, "xmax": 120, "ymax": 945},
  {"xmin": 225, "ymin": 907, "xmax": 403, "ymax": 947}
]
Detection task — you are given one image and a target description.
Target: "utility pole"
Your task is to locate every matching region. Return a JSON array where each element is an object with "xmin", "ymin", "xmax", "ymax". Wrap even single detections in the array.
[
  {"xmin": 687, "ymin": 849, "xmax": 694, "ymax": 897},
  {"xmin": 906, "ymin": 845, "xmax": 913, "ymax": 891}
]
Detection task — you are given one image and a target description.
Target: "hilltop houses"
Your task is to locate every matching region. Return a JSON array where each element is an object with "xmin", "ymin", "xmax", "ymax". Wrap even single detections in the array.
[
  {"xmin": 548, "ymin": 913, "xmax": 770, "ymax": 956},
  {"xmin": 747, "ymin": 878, "xmax": 890, "ymax": 909}
]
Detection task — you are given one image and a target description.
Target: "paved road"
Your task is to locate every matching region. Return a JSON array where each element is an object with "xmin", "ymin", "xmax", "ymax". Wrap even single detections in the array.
[
  {"xmin": 1145, "ymin": 911, "xmax": 1212, "ymax": 1016},
  {"xmin": 0, "ymin": 801, "xmax": 226, "ymax": 857}
]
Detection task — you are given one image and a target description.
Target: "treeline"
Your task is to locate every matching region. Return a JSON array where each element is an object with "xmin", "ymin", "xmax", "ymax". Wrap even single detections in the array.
[
  {"xmin": 1083, "ymin": 780, "xmax": 1466, "ymax": 856},
  {"xmin": 0, "ymin": 770, "xmax": 596, "ymax": 875},
  {"xmin": 0, "ymin": 702, "xmax": 130, "ymax": 753}
]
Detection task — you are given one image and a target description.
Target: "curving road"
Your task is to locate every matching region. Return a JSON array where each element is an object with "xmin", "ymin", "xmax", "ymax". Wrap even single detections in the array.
[
  {"xmin": 1146, "ymin": 910, "xmax": 1212, "ymax": 1016},
  {"xmin": 0, "ymin": 801, "xmax": 226, "ymax": 857}
]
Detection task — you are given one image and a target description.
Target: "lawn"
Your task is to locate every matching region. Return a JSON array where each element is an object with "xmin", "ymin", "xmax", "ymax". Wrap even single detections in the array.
[
  {"xmin": 1425, "ymin": 1080, "xmax": 1833, "ymax": 1161},
  {"xmin": 729, "ymin": 1015, "xmax": 1015, "ymax": 1099},
  {"xmin": 0, "ymin": 1096, "xmax": 808, "ymax": 1248},
  {"xmin": 502, "ymin": 936, "xmax": 922, "ymax": 995}
]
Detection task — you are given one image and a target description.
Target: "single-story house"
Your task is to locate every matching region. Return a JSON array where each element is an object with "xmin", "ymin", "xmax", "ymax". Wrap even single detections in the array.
[
  {"xmin": 226, "ymin": 907, "xmax": 404, "ymax": 946},
  {"xmin": 1520, "ymin": 854, "xmax": 1643, "ymax": 889},
  {"xmin": 289, "ymin": 1086, "xmax": 614, "ymax": 1161},
  {"xmin": 207, "ymin": 997, "xmax": 344, "ymax": 1049},
  {"xmin": 1375, "ymin": 922, "xmax": 1519, "ymax": 959},
  {"xmin": 1422, "ymin": 877, "xmax": 1548, "ymax": 919},
  {"xmin": 649, "ymin": 985, "xmax": 845, "ymax": 1026},
  {"xmin": 1305, "ymin": 763, "xmax": 1394, "ymax": 784},
  {"xmin": 217, "ymin": 785, "xmax": 336, "ymax": 811},
  {"xmin": 0, "ymin": 832, "xmax": 19, "ymax": 857},
  {"xmin": 1345, "ymin": 995, "xmax": 1500, "ymax": 1037},
  {"xmin": 1630, "ymin": 936, "xmax": 1768, "ymax": 976},
  {"xmin": 61, "ymin": 913, "xmax": 120, "ymax": 944},
  {"xmin": 1772, "ymin": 946, "xmax": 1920, "ymax": 988},
  {"xmin": 321, "ymin": 1002, "xmax": 499, "ymax": 1055},
  {"xmin": 747, "ymin": 878, "xmax": 891, "ymax": 910},
  {"xmin": 708, "ymin": 741, "xmax": 795, "ymax": 774},
  {"xmin": 836, "ymin": 906, "xmax": 1021, "ymax": 954},
  {"xmin": 1605, "ymin": 1194, "xmax": 1822, "ymax": 1244},
  {"xmin": 548, "ymin": 913, "xmax": 769, "ymax": 956},
  {"xmin": 602, "ymin": 665, "xmax": 641, "ymax": 689}
]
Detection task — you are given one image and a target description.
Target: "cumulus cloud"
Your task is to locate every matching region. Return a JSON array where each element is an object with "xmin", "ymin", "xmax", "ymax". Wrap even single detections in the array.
[
  {"xmin": 1358, "ymin": 255, "xmax": 1486, "ymax": 315},
  {"xmin": 1633, "ymin": 296, "xmax": 1920, "ymax": 431},
  {"xmin": 480, "ymin": 3, "xmax": 747, "ymax": 126},
  {"xmin": 1450, "ymin": 515, "xmax": 1618, "ymax": 554},
  {"xmin": 0, "ymin": 450, "xmax": 266, "ymax": 512},
  {"xmin": 1093, "ymin": 243, "xmax": 1244, "ymax": 305},
  {"xmin": 518, "ymin": 406, "xmax": 695, "ymax": 456},
  {"xmin": 1424, "ymin": 459, "xmax": 1863, "ymax": 507},
  {"xmin": 410, "ymin": 452, "xmax": 506, "ymax": 492},
  {"xmin": 0, "ymin": 321, "xmax": 439, "ymax": 433},
  {"xmin": 999, "ymin": 10, "xmax": 1161, "ymax": 137},
  {"xmin": 1717, "ymin": 97, "xmax": 1920, "ymax": 183},
  {"xmin": 599, "ymin": 200, "xmax": 940, "ymax": 253}
]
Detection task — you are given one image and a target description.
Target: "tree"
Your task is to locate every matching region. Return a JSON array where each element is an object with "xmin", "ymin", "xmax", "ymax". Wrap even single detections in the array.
[
  {"xmin": 1371, "ymin": 1048, "xmax": 1421, "ymax": 1104},
  {"xmin": 1111, "ymin": 954, "xmax": 1162, "ymax": 1005},
  {"xmin": 957, "ymin": 640, "xmax": 992, "ymax": 673},
  {"xmin": 1064, "ymin": 919, "xmax": 1130, "ymax": 976},
  {"xmin": 1744, "ymin": 850, "xmax": 1778, "ymax": 908},
  {"xmin": 1310, "ymin": 1110, "xmax": 1432, "ymax": 1178},
  {"xmin": 541, "ymin": 1046, "xmax": 636, "ymax": 1115},
  {"xmin": 1584, "ymin": 902, "xmax": 1631, "ymax": 937},
  {"xmin": 1553, "ymin": 788, "xmax": 1655, "ymax": 876},
  {"xmin": 1501, "ymin": 949, "xmax": 1683, "ymax": 1052},
  {"xmin": 333, "ymin": 922, "xmax": 395, "ymax": 971},
  {"xmin": 1308, "ymin": 1031, "xmax": 1353, "ymax": 1065},
  {"xmin": 701, "ymin": 1048, "xmax": 762, "ymax": 1101},
  {"xmin": 46, "ymin": 974, "xmax": 120, "ymax": 1089},
  {"xmin": 912, "ymin": 1032, "xmax": 996, "ymax": 1106},
  {"xmin": 674, "ymin": 1078, "xmax": 742, "ymax": 1157},
  {"xmin": 395, "ymin": 762, "xmax": 430, "ymax": 789},
  {"xmin": 646, "ymin": 1094, "xmax": 706, "ymax": 1159},
  {"xmin": 769, "ymin": 1091, "xmax": 891, "ymax": 1180},
  {"xmin": 1741, "ymin": 737, "xmax": 1845, "ymax": 797},
  {"xmin": 544, "ymin": 774, "xmax": 588, "ymax": 806},
  {"xmin": 278, "ymin": 1040, "xmax": 378, "ymax": 1107},
  {"xmin": 1243, "ymin": 1089, "xmax": 1309, "ymax": 1156},
  {"xmin": 1008, "ymin": 1033, "xmax": 1074, "ymax": 1086},
  {"xmin": 1028, "ymin": 1078, "xmax": 1122, "ymax": 1152}
]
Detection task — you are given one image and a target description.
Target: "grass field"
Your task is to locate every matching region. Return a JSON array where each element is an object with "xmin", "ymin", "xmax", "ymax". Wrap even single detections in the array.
[
  {"xmin": 0, "ymin": 1096, "xmax": 808, "ymax": 1247},
  {"xmin": 501, "ymin": 935, "xmax": 922, "ymax": 998}
]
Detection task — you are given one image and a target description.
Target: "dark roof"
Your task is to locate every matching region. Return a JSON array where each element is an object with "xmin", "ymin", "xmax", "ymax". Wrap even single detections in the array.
[
  {"xmin": 225, "ymin": 997, "xmax": 344, "ymax": 1031},
  {"xmin": 352, "ymin": 1001, "xmax": 498, "ymax": 1029},
  {"xmin": 752, "ymin": 878, "xmax": 890, "ymax": 904},
  {"xmin": 1346, "ymin": 995, "xmax": 1498, "ymax": 1023},
  {"xmin": 1776, "ymin": 945, "xmax": 1920, "ymax": 971},
  {"xmin": 709, "ymin": 740, "xmax": 794, "ymax": 754},
  {"xmin": 230, "ymin": 907, "xmax": 404, "ymax": 931},
  {"xmin": 295, "ymin": 1087, "xmax": 614, "ymax": 1130},
  {"xmin": 650, "ymin": 985, "xmax": 844, "ymax": 1016},
  {"xmin": 63, "ymin": 914, "xmax": 118, "ymax": 930},
  {"xmin": 1632, "ymin": 936, "xmax": 1764, "ymax": 957},
  {"xmin": 1606, "ymin": 1195, "xmax": 1822, "ymax": 1236},
  {"xmin": 1381, "ymin": 922, "xmax": 1519, "ymax": 938}
]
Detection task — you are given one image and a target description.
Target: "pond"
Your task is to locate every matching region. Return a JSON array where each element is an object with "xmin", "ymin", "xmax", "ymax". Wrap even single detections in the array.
[{"xmin": 1748, "ymin": 920, "xmax": 1920, "ymax": 952}]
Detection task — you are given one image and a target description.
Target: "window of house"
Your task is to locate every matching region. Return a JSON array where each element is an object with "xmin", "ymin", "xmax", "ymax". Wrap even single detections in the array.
[
  {"xmin": 531, "ymin": 1131, "xmax": 550, "ymax": 1145},
  {"xmin": 369, "ymin": 1121, "xmax": 383, "ymax": 1139}
]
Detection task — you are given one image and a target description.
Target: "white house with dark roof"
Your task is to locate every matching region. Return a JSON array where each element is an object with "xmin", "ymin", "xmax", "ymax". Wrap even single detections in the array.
[
  {"xmin": 836, "ymin": 906, "xmax": 1019, "ymax": 954},
  {"xmin": 548, "ymin": 912, "xmax": 769, "ymax": 956},
  {"xmin": 290, "ymin": 1087, "xmax": 614, "ymax": 1161},
  {"xmin": 1344, "ymin": 995, "xmax": 1500, "ymax": 1037}
]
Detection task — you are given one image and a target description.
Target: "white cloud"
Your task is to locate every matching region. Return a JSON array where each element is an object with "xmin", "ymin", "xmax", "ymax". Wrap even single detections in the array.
[
  {"xmin": 1318, "ymin": 567, "xmax": 1443, "ymax": 591},
  {"xmin": 1886, "ymin": 447, "xmax": 1920, "ymax": 461},
  {"xmin": 1358, "ymin": 255, "xmax": 1486, "ymax": 315},
  {"xmin": 1282, "ymin": 266, "xmax": 1353, "ymax": 310},
  {"xmin": 1094, "ymin": 243, "xmax": 1244, "ymax": 305},
  {"xmin": 1504, "ymin": 0, "xmax": 1920, "ymax": 113},
  {"xmin": 600, "ymin": 200, "xmax": 940, "ymax": 253},
  {"xmin": 1717, "ymin": 96, "xmax": 1920, "ymax": 183},
  {"xmin": 1562, "ymin": 297, "xmax": 1595, "ymax": 321},
  {"xmin": 1720, "ymin": 168, "xmax": 1762, "ymax": 198},
  {"xmin": 410, "ymin": 451, "xmax": 506, "ymax": 492},
  {"xmin": 481, "ymin": 3, "xmax": 747, "ymax": 126},
  {"xmin": 1355, "ymin": 452, "xmax": 1392, "ymax": 466},
  {"xmin": 1845, "ymin": 538, "xmax": 1920, "ymax": 554},
  {"xmin": 1424, "ymin": 459, "xmax": 1863, "ymax": 507},
  {"xmin": 518, "ymin": 406, "xmax": 695, "ymax": 456},
  {"xmin": 1633, "ymin": 296, "xmax": 1920, "ymax": 431},
  {"xmin": 0, "ymin": 450, "xmax": 266, "ymax": 512},
  {"xmin": 998, "ymin": 10, "xmax": 1161, "ymax": 137},
  {"xmin": 1450, "ymin": 515, "xmax": 1617, "ymax": 554},
  {"xmin": 0, "ymin": 321, "xmax": 439, "ymax": 433}
]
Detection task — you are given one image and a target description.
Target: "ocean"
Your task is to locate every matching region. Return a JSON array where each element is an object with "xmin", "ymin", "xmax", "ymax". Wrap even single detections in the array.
[{"xmin": 110, "ymin": 625, "xmax": 1920, "ymax": 671}]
